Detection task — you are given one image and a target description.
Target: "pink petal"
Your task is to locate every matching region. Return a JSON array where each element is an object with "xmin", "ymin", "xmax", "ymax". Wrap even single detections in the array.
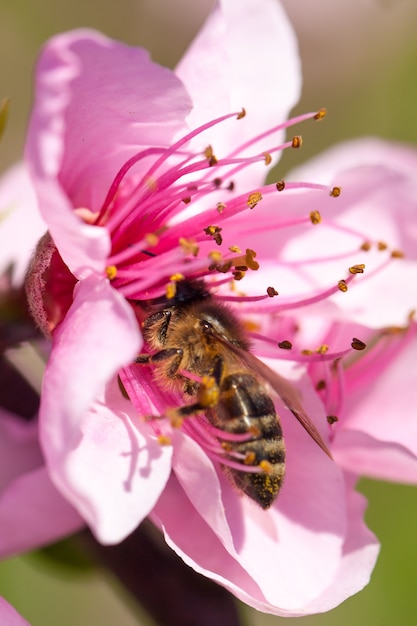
[
  {"xmin": 47, "ymin": 378, "xmax": 173, "ymax": 544},
  {"xmin": 0, "ymin": 162, "xmax": 46, "ymax": 286},
  {"xmin": 283, "ymin": 139, "xmax": 417, "ymax": 326},
  {"xmin": 171, "ymin": 430, "xmax": 234, "ymax": 551},
  {"xmin": 0, "ymin": 597, "xmax": 30, "ymax": 626},
  {"xmin": 0, "ymin": 410, "xmax": 82, "ymax": 558},
  {"xmin": 300, "ymin": 476, "xmax": 379, "ymax": 615},
  {"xmin": 26, "ymin": 29, "xmax": 192, "ymax": 212},
  {"xmin": 39, "ymin": 277, "xmax": 172, "ymax": 542},
  {"xmin": 176, "ymin": 0, "xmax": 301, "ymax": 183},
  {"xmin": 0, "ymin": 410, "xmax": 43, "ymax": 494},
  {"xmin": 152, "ymin": 471, "xmax": 378, "ymax": 615},
  {"xmin": 333, "ymin": 431, "xmax": 417, "ymax": 483},
  {"xmin": 40, "ymin": 275, "xmax": 140, "ymax": 451},
  {"xmin": 0, "ymin": 465, "xmax": 83, "ymax": 558},
  {"xmin": 25, "ymin": 29, "xmax": 192, "ymax": 277},
  {"xmin": 151, "ymin": 473, "xmax": 266, "ymax": 606},
  {"xmin": 289, "ymin": 137, "xmax": 417, "ymax": 188},
  {"xmin": 333, "ymin": 324, "xmax": 417, "ymax": 482}
]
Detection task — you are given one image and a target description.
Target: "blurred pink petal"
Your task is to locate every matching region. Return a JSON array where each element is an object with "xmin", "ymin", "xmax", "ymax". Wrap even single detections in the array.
[
  {"xmin": 176, "ymin": 0, "xmax": 301, "ymax": 185},
  {"xmin": 0, "ymin": 410, "xmax": 83, "ymax": 559},
  {"xmin": 331, "ymin": 321, "xmax": 417, "ymax": 482},
  {"xmin": 0, "ymin": 163, "xmax": 45, "ymax": 286},
  {"xmin": 0, "ymin": 597, "xmax": 30, "ymax": 626}
]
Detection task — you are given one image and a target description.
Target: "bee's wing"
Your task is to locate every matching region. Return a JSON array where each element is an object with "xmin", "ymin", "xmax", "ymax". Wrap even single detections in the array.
[{"xmin": 223, "ymin": 341, "xmax": 333, "ymax": 459}]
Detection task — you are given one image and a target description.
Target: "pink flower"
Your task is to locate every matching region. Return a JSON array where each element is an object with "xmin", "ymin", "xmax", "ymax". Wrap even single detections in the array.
[
  {"xmin": 7, "ymin": 0, "xmax": 417, "ymax": 617},
  {"xmin": 0, "ymin": 407, "xmax": 83, "ymax": 558},
  {"xmin": 0, "ymin": 164, "xmax": 84, "ymax": 557},
  {"xmin": 0, "ymin": 163, "xmax": 46, "ymax": 287},
  {"xmin": 0, "ymin": 597, "xmax": 30, "ymax": 626},
  {"xmin": 287, "ymin": 139, "xmax": 417, "ymax": 482}
]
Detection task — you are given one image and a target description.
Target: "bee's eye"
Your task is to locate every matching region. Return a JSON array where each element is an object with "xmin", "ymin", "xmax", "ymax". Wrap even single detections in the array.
[{"xmin": 200, "ymin": 319, "xmax": 214, "ymax": 333}]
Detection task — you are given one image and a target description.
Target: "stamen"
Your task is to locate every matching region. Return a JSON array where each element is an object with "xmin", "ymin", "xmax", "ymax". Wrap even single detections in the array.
[
  {"xmin": 351, "ymin": 338, "xmax": 367, "ymax": 351},
  {"xmin": 267, "ymin": 286, "xmax": 279, "ymax": 297},
  {"xmin": 391, "ymin": 249, "xmax": 405, "ymax": 258},
  {"xmin": 314, "ymin": 108, "xmax": 327, "ymax": 120},
  {"xmin": 247, "ymin": 191, "xmax": 263, "ymax": 209},
  {"xmin": 327, "ymin": 415, "xmax": 339, "ymax": 425},
  {"xmin": 310, "ymin": 211, "xmax": 321, "ymax": 225},
  {"xmin": 106, "ymin": 265, "xmax": 117, "ymax": 280}
]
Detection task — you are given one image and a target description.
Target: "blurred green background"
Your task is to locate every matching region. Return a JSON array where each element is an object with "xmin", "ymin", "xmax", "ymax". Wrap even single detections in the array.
[{"xmin": 1, "ymin": 0, "xmax": 417, "ymax": 624}]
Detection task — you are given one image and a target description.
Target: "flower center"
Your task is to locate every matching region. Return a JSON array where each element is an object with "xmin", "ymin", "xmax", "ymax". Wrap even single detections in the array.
[{"xmin": 26, "ymin": 106, "xmax": 407, "ymax": 476}]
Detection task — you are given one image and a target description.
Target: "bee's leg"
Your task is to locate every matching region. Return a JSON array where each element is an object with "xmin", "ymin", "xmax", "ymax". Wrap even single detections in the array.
[
  {"xmin": 142, "ymin": 310, "xmax": 171, "ymax": 345},
  {"xmin": 166, "ymin": 354, "xmax": 225, "ymax": 424},
  {"xmin": 135, "ymin": 348, "xmax": 183, "ymax": 377}
]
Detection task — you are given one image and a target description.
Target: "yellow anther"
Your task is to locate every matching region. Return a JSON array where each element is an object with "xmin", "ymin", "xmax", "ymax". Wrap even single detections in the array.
[
  {"xmin": 301, "ymin": 349, "xmax": 314, "ymax": 356},
  {"xmin": 259, "ymin": 460, "xmax": 273, "ymax": 474},
  {"xmin": 245, "ymin": 248, "xmax": 259, "ymax": 271},
  {"xmin": 349, "ymin": 264, "xmax": 365, "ymax": 274},
  {"xmin": 106, "ymin": 265, "xmax": 117, "ymax": 280},
  {"xmin": 244, "ymin": 452, "xmax": 257, "ymax": 465},
  {"xmin": 198, "ymin": 376, "xmax": 220, "ymax": 408},
  {"xmin": 310, "ymin": 210, "xmax": 321, "ymax": 225},
  {"xmin": 204, "ymin": 145, "xmax": 214, "ymax": 159},
  {"xmin": 204, "ymin": 225, "xmax": 222, "ymax": 245},
  {"xmin": 166, "ymin": 409, "xmax": 183, "ymax": 429},
  {"xmin": 338, "ymin": 279, "xmax": 348, "ymax": 292},
  {"xmin": 247, "ymin": 191, "xmax": 262, "ymax": 209},
  {"xmin": 330, "ymin": 186, "xmax": 341, "ymax": 197},
  {"xmin": 179, "ymin": 237, "xmax": 199, "ymax": 256},
  {"xmin": 166, "ymin": 282, "xmax": 177, "ymax": 299},
  {"xmin": 263, "ymin": 152, "xmax": 272, "ymax": 165},
  {"xmin": 169, "ymin": 273, "xmax": 184, "ymax": 282},
  {"xmin": 204, "ymin": 145, "xmax": 218, "ymax": 166},
  {"xmin": 391, "ymin": 249, "xmax": 405, "ymax": 258},
  {"xmin": 360, "ymin": 241, "xmax": 371, "ymax": 252},
  {"xmin": 314, "ymin": 108, "xmax": 327, "ymax": 120},
  {"xmin": 237, "ymin": 108, "xmax": 246, "ymax": 120},
  {"xmin": 145, "ymin": 233, "xmax": 159, "ymax": 247},
  {"xmin": 208, "ymin": 250, "xmax": 222, "ymax": 262},
  {"xmin": 276, "ymin": 180, "xmax": 286, "ymax": 191},
  {"xmin": 229, "ymin": 245, "xmax": 241, "ymax": 254},
  {"xmin": 377, "ymin": 241, "xmax": 388, "ymax": 251},
  {"xmin": 242, "ymin": 319, "xmax": 261, "ymax": 333},
  {"xmin": 158, "ymin": 435, "xmax": 172, "ymax": 446},
  {"xmin": 316, "ymin": 344, "xmax": 329, "ymax": 355},
  {"xmin": 292, "ymin": 135, "xmax": 303, "ymax": 149}
]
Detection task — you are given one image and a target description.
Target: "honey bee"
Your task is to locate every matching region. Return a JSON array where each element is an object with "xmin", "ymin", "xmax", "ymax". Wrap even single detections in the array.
[{"xmin": 134, "ymin": 280, "xmax": 331, "ymax": 509}]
